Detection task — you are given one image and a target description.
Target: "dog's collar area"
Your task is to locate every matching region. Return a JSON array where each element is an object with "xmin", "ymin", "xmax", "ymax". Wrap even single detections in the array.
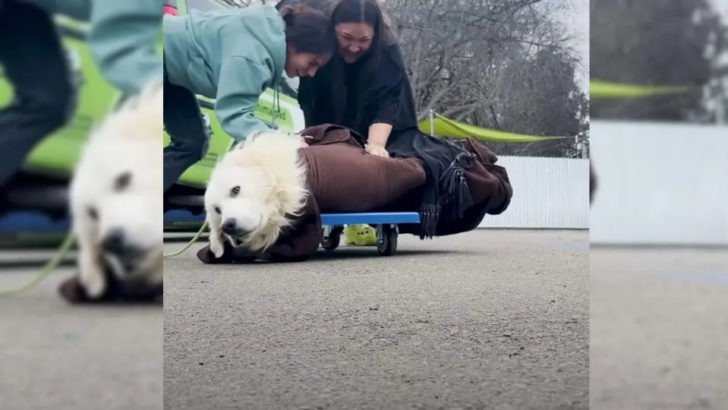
[
  {"xmin": 225, "ymin": 235, "xmax": 245, "ymax": 247},
  {"xmin": 101, "ymin": 248, "xmax": 152, "ymax": 280}
]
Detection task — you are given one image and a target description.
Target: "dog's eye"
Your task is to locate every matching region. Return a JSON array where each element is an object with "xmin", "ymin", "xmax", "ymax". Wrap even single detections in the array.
[
  {"xmin": 214, "ymin": 206, "xmax": 221, "ymax": 215},
  {"xmin": 230, "ymin": 186, "xmax": 240, "ymax": 197},
  {"xmin": 114, "ymin": 171, "xmax": 132, "ymax": 192},
  {"xmin": 88, "ymin": 206, "xmax": 98, "ymax": 220}
]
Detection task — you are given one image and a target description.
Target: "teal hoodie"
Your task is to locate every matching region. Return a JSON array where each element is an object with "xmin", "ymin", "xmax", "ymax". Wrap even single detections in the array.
[
  {"xmin": 22, "ymin": 0, "xmax": 163, "ymax": 94},
  {"xmin": 163, "ymin": 6, "xmax": 286, "ymax": 142}
]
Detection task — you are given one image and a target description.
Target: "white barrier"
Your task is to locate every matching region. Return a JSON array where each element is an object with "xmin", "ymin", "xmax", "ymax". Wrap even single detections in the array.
[
  {"xmin": 590, "ymin": 120, "xmax": 728, "ymax": 245},
  {"xmin": 480, "ymin": 155, "xmax": 590, "ymax": 229}
]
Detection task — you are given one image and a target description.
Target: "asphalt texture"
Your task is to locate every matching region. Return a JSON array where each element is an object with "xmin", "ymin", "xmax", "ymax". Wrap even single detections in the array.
[
  {"xmin": 0, "ymin": 251, "xmax": 162, "ymax": 410},
  {"xmin": 164, "ymin": 229, "xmax": 589, "ymax": 409},
  {"xmin": 591, "ymin": 246, "xmax": 728, "ymax": 410},
  {"xmin": 6, "ymin": 233, "xmax": 726, "ymax": 409}
]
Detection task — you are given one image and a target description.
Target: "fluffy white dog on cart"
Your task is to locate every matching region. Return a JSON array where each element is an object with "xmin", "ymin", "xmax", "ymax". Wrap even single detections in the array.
[
  {"xmin": 204, "ymin": 131, "xmax": 308, "ymax": 259},
  {"xmin": 68, "ymin": 84, "xmax": 163, "ymax": 301}
]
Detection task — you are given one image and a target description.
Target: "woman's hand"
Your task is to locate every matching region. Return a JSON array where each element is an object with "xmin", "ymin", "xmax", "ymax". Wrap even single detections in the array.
[
  {"xmin": 365, "ymin": 142, "xmax": 389, "ymax": 157},
  {"xmin": 365, "ymin": 123, "xmax": 393, "ymax": 157}
]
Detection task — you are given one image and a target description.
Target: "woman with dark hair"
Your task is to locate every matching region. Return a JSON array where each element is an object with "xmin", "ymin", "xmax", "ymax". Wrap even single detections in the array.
[
  {"xmin": 297, "ymin": 0, "xmax": 512, "ymax": 239},
  {"xmin": 162, "ymin": 3, "xmax": 336, "ymax": 191},
  {"xmin": 297, "ymin": 0, "xmax": 418, "ymax": 158}
]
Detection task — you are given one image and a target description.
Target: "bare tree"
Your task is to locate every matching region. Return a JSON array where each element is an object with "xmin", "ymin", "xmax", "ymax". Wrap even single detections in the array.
[
  {"xmin": 385, "ymin": 0, "xmax": 588, "ymax": 157},
  {"xmin": 590, "ymin": 0, "xmax": 728, "ymax": 122}
]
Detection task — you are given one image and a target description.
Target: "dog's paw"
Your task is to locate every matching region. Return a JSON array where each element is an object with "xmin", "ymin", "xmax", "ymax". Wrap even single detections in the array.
[
  {"xmin": 80, "ymin": 270, "xmax": 106, "ymax": 299},
  {"xmin": 210, "ymin": 240, "xmax": 225, "ymax": 259}
]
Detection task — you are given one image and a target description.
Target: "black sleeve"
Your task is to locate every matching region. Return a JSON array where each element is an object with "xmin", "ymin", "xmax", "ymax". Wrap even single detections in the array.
[
  {"xmin": 298, "ymin": 76, "xmax": 316, "ymax": 128},
  {"xmin": 368, "ymin": 45, "xmax": 412, "ymax": 127}
]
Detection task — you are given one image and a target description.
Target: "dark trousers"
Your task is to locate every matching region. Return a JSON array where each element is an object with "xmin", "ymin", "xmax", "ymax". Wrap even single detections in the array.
[
  {"xmin": 163, "ymin": 63, "xmax": 209, "ymax": 192},
  {"xmin": 0, "ymin": 0, "xmax": 75, "ymax": 186}
]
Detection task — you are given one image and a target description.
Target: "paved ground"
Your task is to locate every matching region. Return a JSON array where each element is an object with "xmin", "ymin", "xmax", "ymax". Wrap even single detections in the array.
[
  {"xmin": 591, "ymin": 246, "xmax": 728, "ymax": 410},
  {"xmin": 6, "ymin": 233, "xmax": 726, "ymax": 409},
  {"xmin": 0, "ymin": 252, "xmax": 162, "ymax": 410},
  {"xmin": 164, "ymin": 229, "xmax": 589, "ymax": 409}
]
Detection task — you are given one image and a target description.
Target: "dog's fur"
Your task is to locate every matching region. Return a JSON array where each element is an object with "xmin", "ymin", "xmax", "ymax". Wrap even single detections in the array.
[
  {"xmin": 204, "ymin": 131, "xmax": 308, "ymax": 258},
  {"xmin": 69, "ymin": 84, "xmax": 163, "ymax": 299}
]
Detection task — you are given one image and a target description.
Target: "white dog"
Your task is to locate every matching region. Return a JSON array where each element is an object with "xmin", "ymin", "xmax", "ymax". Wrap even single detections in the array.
[
  {"xmin": 69, "ymin": 84, "xmax": 163, "ymax": 299},
  {"xmin": 204, "ymin": 131, "xmax": 308, "ymax": 258}
]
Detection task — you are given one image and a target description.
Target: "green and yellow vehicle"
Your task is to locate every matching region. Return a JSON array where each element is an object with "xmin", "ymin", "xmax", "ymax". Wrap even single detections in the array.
[{"xmin": 0, "ymin": 0, "xmax": 305, "ymax": 236}]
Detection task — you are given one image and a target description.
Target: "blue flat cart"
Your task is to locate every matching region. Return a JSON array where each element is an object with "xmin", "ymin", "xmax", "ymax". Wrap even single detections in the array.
[
  {"xmin": 319, "ymin": 212, "xmax": 420, "ymax": 256},
  {"xmin": 162, "ymin": 210, "xmax": 421, "ymax": 256}
]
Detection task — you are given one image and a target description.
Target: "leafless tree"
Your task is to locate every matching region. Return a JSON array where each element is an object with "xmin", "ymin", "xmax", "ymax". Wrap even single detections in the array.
[
  {"xmin": 590, "ymin": 0, "xmax": 728, "ymax": 122},
  {"xmin": 384, "ymin": 0, "xmax": 588, "ymax": 157}
]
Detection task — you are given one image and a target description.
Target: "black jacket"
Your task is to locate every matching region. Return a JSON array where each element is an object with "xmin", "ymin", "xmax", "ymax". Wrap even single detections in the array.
[{"xmin": 299, "ymin": 43, "xmax": 419, "ymax": 143}]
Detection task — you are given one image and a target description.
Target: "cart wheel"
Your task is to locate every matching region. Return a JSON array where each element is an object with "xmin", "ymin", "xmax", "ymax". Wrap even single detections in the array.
[
  {"xmin": 376, "ymin": 224, "xmax": 398, "ymax": 256},
  {"xmin": 321, "ymin": 226, "xmax": 342, "ymax": 251}
]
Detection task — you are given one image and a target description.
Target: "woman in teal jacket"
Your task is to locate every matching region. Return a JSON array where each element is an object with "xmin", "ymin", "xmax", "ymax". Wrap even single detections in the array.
[
  {"xmin": 0, "ymin": 0, "xmax": 162, "ymax": 187},
  {"xmin": 163, "ymin": 3, "xmax": 335, "ymax": 191}
]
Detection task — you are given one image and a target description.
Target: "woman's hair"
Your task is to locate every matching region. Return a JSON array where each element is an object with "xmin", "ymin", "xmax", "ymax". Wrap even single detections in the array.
[
  {"xmin": 330, "ymin": 0, "xmax": 395, "ymax": 47},
  {"xmin": 278, "ymin": 3, "xmax": 336, "ymax": 55},
  {"xmin": 328, "ymin": 0, "xmax": 396, "ymax": 125}
]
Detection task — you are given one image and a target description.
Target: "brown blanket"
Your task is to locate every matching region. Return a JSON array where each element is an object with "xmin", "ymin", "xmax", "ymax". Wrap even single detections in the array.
[
  {"xmin": 198, "ymin": 125, "xmax": 512, "ymax": 263},
  {"xmin": 300, "ymin": 125, "xmax": 427, "ymax": 212}
]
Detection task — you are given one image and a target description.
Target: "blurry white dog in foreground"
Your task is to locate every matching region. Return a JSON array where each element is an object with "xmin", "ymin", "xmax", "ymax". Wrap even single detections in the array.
[
  {"xmin": 204, "ymin": 131, "xmax": 308, "ymax": 258},
  {"xmin": 69, "ymin": 84, "xmax": 163, "ymax": 299}
]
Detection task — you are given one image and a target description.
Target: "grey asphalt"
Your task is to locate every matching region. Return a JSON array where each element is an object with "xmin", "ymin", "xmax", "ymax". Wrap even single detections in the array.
[
  {"xmin": 0, "ymin": 253, "xmax": 162, "ymax": 410},
  {"xmin": 591, "ymin": 246, "xmax": 728, "ymax": 410},
  {"xmin": 164, "ymin": 229, "xmax": 589, "ymax": 409}
]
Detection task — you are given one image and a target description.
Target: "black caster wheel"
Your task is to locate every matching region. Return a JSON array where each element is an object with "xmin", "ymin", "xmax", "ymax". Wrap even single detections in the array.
[
  {"xmin": 321, "ymin": 225, "xmax": 343, "ymax": 251},
  {"xmin": 376, "ymin": 224, "xmax": 398, "ymax": 256}
]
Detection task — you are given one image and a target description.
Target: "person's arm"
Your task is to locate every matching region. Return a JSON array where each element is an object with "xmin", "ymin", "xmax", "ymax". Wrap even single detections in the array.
[
  {"xmin": 365, "ymin": 47, "xmax": 412, "ymax": 157},
  {"xmin": 364, "ymin": 75, "xmax": 401, "ymax": 157},
  {"xmin": 214, "ymin": 57, "xmax": 273, "ymax": 143},
  {"xmin": 365, "ymin": 123, "xmax": 393, "ymax": 157},
  {"xmin": 88, "ymin": 0, "xmax": 163, "ymax": 94}
]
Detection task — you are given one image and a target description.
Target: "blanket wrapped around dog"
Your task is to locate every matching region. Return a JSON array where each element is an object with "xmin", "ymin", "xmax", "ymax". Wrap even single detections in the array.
[
  {"xmin": 59, "ymin": 270, "xmax": 163, "ymax": 304},
  {"xmin": 198, "ymin": 124, "xmax": 512, "ymax": 263}
]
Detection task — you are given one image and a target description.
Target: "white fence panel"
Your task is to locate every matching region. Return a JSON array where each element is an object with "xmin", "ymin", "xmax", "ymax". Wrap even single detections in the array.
[
  {"xmin": 481, "ymin": 156, "xmax": 590, "ymax": 229},
  {"xmin": 591, "ymin": 120, "xmax": 728, "ymax": 245}
]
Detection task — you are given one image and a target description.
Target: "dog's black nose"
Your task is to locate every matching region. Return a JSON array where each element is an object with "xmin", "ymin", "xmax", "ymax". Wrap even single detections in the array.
[
  {"xmin": 102, "ymin": 229, "xmax": 126, "ymax": 255},
  {"xmin": 221, "ymin": 219, "xmax": 237, "ymax": 235}
]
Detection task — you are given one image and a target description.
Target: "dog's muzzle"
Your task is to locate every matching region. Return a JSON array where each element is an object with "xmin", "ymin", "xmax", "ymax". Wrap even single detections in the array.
[
  {"xmin": 101, "ymin": 228, "xmax": 148, "ymax": 275},
  {"xmin": 221, "ymin": 219, "xmax": 250, "ymax": 246}
]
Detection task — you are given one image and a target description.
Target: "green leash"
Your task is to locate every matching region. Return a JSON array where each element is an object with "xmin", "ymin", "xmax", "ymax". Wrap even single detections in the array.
[
  {"xmin": 0, "ymin": 217, "xmax": 205, "ymax": 297},
  {"xmin": 0, "ymin": 233, "xmax": 76, "ymax": 296},
  {"xmin": 163, "ymin": 221, "xmax": 208, "ymax": 258},
  {"xmin": 164, "ymin": 137, "xmax": 236, "ymax": 259}
]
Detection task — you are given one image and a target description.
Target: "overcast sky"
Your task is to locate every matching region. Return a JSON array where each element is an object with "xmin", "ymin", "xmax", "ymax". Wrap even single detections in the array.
[
  {"xmin": 561, "ymin": 0, "xmax": 728, "ymax": 91},
  {"xmin": 552, "ymin": 0, "xmax": 589, "ymax": 91}
]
